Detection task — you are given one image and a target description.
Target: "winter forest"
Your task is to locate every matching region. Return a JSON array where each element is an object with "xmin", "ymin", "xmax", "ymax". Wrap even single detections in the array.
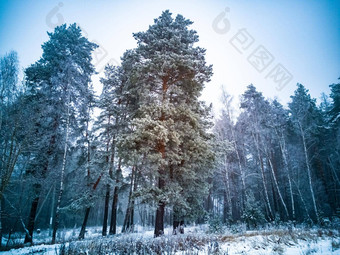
[{"xmin": 1, "ymin": 7, "xmax": 340, "ymax": 255}]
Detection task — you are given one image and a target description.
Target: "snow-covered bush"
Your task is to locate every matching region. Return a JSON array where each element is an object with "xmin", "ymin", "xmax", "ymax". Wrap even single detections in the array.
[
  {"xmin": 229, "ymin": 222, "xmax": 246, "ymax": 234},
  {"xmin": 207, "ymin": 215, "xmax": 224, "ymax": 234},
  {"xmin": 241, "ymin": 192, "xmax": 266, "ymax": 229}
]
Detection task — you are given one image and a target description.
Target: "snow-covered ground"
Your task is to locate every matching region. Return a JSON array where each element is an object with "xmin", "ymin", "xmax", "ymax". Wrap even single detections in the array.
[
  {"xmin": 1, "ymin": 225, "xmax": 339, "ymax": 254},
  {"xmin": 210, "ymin": 233, "xmax": 339, "ymax": 255}
]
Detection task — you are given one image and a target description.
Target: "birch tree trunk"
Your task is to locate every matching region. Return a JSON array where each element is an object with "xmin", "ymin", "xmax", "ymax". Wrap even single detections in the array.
[
  {"xmin": 222, "ymin": 91, "xmax": 246, "ymax": 210},
  {"xmin": 278, "ymin": 135, "xmax": 295, "ymax": 220},
  {"xmin": 49, "ymin": 185, "xmax": 56, "ymax": 236},
  {"xmin": 294, "ymin": 180, "xmax": 311, "ymax": 221},
  {"xmin": 234, "ymin": 139, "xmax": 246, "ymax": 210},
  {"xmin": 223, "ymin": 156, "xmax": 232, "ymax": 221},
  {"xmin": 52, "ymin": 98, "xmax": 70, "ymax": 244},
  {"xmin": 252, "ymin": 133, "xmax": 273, "ymax": 220},
  {"xmin": 299, "ymin": 122, "xmax": 318, "ymax": 223},
  {"xmin": 265, "ymin": 146, "xmax": 289, "ymax": 219}
]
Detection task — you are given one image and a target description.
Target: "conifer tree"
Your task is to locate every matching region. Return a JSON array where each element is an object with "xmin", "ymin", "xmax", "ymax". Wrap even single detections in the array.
[
  {"xmin": 119, "ymin": 10, "xmax": 213, "ymax": 236},
  {"xmin": 288, "ymin": 84, "xmax": 322, "ymax": 223},
  {"xmin": 24, "ymin": 23, "xmax": 97, "ymax": 243}
]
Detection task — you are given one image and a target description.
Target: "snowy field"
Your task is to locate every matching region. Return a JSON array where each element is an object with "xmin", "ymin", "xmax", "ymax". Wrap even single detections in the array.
[{"xmin": 1, "ymin": 225, "xmax": 340, "ymax": 254}]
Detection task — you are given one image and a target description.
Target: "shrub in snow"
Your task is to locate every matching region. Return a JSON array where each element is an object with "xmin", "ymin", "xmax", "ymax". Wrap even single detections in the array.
[
  {"xmin": 229, "ymin": 222, "xmax": 246, "ymax": 234},
  {"xmin": 241, "ymin": 192, "xmax": 265, "ymax": 229},
  {"xmin": 207, "ymin": 215, "xmax": 224, "ymax": 234}
]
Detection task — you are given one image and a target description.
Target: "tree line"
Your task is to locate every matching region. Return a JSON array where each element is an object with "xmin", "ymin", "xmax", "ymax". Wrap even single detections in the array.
[
  {"xmin": 212, "ymin": 82, "xmax": 339, "ymax": 229},
  {"xmin": 0, "ymin": 10, "xmax": 339, "ymax": 246}
]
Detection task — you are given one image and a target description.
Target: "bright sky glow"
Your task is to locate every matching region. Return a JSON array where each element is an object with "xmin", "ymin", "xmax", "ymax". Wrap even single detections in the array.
[{"xmin": 1, "ymin": 0, "xmax": 339, "ymax": 116}]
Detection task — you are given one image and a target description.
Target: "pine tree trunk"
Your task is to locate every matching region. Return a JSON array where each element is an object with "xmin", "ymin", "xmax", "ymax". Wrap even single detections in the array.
[
  {"xmin": 24, "ymin": 117, "xmax": 57, "ymax": 244},
  {"xmin": 154, "ymin": 200, "xmax": 165, "ymax": 237},
  {"xmin": 102, "ymin": 116, "xmax": 112, "ymax": 236},
  {"xmin": 172, "ymin": 220, "xmax": 184, "ymax": 234},
  {"xmin": 109, "ymin": 185, "xmax": 119, "ymax": 235},
  {"xmin": 154, "ymin": 78, "xmax": 168, "ymax": 237},
  {"xmin": 299, "ymin": 123, "xmax": 318, "ymax": 223},
  {"xmin": 205, "ymin": 191, "xmax": 213, "ymax": 214},
  {"xmin": 122, "ymin": 166, "xmax": 135, "ymax": 232},
  {"xmin": 223, "ymin": 191, "xmax": 228, "ymax": 224},
  {"xmin": 109, "ymin": 158, "xmax": 121, "ymax": 235},
  {"xmin": 78, "ymin": 174, "xmax": 102, "ymax": 239},
  {"xmin": 173, "ymin": 209, "xmax": 184, "ymax": 235},
  {"xmin": 24, "ymin": 185, "xmax": 40, "ymax": 243},
  {"xmin": 129, "ymin": 168, "xmax": 138, "ymax": 232},
  {"xmin": 122, "ymin": 206, "xmax": 131, "ymax": 232},
  {"xmin": 173, "ymin": 219, "xmax": 179, "ymax": 234},
  {"xmin": 139, "ymin": 205, "xmax": 146, "ymax": 227},
  {"xmin": 25, "ymin": 117, "xmax": 58, "ymax": 244},
  {"xmin": 102, "ymin": 185, "xmax": 110, "ymax": 236},
  {"xmin": 328, "ymin": 157, "xmax": 340, "ymax": 210},
  {"xmin": 24, "ymin": 164, "xmax": 46, "ymax": 243},
  {"xmin": 78, "ymin": 207, "xmax": 91, "ymax": 240},
  {"xmin": 154, "ymin": 174, "xmax": 165, "ymax": 237}
]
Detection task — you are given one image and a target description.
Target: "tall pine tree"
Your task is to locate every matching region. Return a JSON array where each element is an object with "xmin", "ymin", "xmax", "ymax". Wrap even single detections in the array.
[
  {"xmin": 119, "ymin": 10, "xmax": 213, "ymax": 236},
  {"xmin": 24, "ymin": 23, "xmax": 97, "ymax": 243}
]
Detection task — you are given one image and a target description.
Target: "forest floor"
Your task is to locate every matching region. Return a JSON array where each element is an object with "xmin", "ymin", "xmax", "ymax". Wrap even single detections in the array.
[{"xmin": 1, "ymin": 224, "xmax": 340, "ymax": 254}]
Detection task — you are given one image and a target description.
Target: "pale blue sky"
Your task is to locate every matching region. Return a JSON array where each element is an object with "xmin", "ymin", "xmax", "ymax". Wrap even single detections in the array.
[{"xmin": 1, "ymin": 0, "xmax": 339, "ymax": 115}]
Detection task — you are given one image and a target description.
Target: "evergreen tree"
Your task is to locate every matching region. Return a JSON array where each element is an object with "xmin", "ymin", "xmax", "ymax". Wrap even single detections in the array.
[
  {"xmin": 24, "ymin": 23, "xmax": 97, "ymax": 243},
  {"xmin": 329, "ymin": 80, "xmax": 340, "ymax": 123},
  {"xmin": 119, "ymin": 10, "xmax": 213, "ymax": 236},
  {"xmin": 242, "ymin": 192, "xmax": 265, "ymax": 229},
  {"xmin": 329, "ymin": 82, "xmax": 340, "ymax": 212},
  {"xmin": 97, "ymin": 64, "xmax": 126, "ymax": 236},
  {"xmin": 328, "ymin": 81, "xmax": 340, "ymax": 187},
  {"xmin": 239, "ymin": 85, "xmax": 274, "ymax": 221},
  {"xmin": 288, "ymin": 84, "xmax": 322, "ymax": 223}
]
